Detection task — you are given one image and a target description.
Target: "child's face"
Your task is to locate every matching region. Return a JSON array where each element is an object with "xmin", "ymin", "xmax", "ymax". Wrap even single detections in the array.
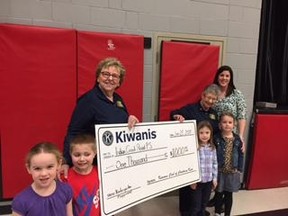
[
  {"xmin": 26, "ymin": 152, "xmax": 60, "ymax": 189},
  {"xmin": 71, "ymin": 143, "xmax": 96, "ymax": 174},
  {"xmin": 219, "ymin": 115, "xmax": 235, "ymax": 133},
  {"xmin": 198, "ymin": 126, "xmax": 211, "ymax": 144}
]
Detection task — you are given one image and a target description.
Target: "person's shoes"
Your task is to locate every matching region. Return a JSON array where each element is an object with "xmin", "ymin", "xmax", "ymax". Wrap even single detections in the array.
[
  {"xmin": 205, "ymin": 210, "xmax": 210, "ymax": 216},
  {"xmin": 220, "ymin": 205, "xmax": 225, "ymax": 213},
  {"xmin": 207, "ymin": 198, "xmax": 215, "ymax": 207}
]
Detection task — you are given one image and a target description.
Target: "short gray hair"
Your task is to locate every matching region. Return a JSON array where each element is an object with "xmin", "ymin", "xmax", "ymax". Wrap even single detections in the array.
[{"xmin": 203, "ymin": 84, "xmax": 221, "ymax": 98}]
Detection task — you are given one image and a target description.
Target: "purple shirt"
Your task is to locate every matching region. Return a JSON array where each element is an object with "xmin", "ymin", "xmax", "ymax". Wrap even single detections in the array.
[{"xmin": 12, "ymin": 180, "xmax": 73, "ymax": 216}]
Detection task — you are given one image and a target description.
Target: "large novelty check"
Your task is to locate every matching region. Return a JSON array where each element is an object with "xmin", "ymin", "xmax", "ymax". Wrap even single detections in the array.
[{"xmin": 95, "ymin": 120, "xmax": 200, "ymax": 216}]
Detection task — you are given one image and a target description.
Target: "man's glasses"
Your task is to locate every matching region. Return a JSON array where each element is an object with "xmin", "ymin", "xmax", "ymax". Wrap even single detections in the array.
[{"xmin": 100, "ymin": 71, "xmax": 120, "ymax": 80}]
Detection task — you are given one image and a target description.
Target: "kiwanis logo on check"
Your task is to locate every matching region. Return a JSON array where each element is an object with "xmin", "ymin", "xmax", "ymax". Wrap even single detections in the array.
[{"xmin": 102, "ymin": 131, "xmax": 114, "ymax": 146}]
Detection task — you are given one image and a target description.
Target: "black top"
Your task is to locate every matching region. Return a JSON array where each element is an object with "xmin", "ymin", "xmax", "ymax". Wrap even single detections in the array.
[
  {"xmin": 170, "ymin": 101, "xmax": 219, "ymax": 134},
  {"xmin": 63, "ymin": 84, "xmax": 129, "ymax": 165}
]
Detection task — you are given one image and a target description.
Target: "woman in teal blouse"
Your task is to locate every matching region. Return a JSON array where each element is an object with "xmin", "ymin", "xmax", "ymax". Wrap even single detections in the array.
[{"xmin": 213, "ymin": 65, "xmax": 247, "ymax": 146}]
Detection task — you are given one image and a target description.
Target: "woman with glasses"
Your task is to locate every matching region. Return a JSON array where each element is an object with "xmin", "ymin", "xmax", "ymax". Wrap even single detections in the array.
[{"xmin": 61, "ymin": 57, "xmax": 139, "ymax": 176}]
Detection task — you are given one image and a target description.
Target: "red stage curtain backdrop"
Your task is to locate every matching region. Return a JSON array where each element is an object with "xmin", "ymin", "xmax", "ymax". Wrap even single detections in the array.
[
  {"xmin": 158, "ymin": 41, "xmax": 220, "ymax": 121},
  {"xmin": 77, "ymin": 31, "xmax": 144, "ymax": 121},
  {"xmin": 246, "ymin": 114, "xmax": 288, "ymax": 189},
  {"xmin": 0, "ymin": 24, "xmax": 77, "ymax": 198}
]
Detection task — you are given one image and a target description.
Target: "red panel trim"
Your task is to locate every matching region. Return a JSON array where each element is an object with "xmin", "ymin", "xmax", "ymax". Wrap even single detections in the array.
[
  {"xmin": 0, "ymin": 24, "xmax": 77, "ymax": 198},
  {"xmin": 77, "ymin": 31, "xmax": 144, "ymax": 121},
  {"xmin": 158, "ymin": 41, "xmax": 220, "ymax": 121}
]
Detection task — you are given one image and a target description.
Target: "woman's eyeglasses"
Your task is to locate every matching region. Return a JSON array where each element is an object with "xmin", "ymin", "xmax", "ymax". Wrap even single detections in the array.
[{"xmin": 100, "ymin": 71, "xmax": 120, "ymax": 80}]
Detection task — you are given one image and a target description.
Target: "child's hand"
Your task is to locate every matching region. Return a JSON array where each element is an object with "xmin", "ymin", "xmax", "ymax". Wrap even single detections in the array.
[
  {"xmin": 212, "ymin": 180, "xmax": 217, "ymax": 190},
  {"xmin": 57, "ymin": 164, "xmax": 69, "ymax": 181}
]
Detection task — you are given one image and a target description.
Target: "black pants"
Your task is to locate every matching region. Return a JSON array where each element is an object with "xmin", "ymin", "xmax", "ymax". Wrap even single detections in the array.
[
  {"xmin": 179, "ymin": 182, "xmax": 212, "ymax": 216},
  {"xmin": 215, "ymin": 191, "xmax": 233, "ymax": 216}
]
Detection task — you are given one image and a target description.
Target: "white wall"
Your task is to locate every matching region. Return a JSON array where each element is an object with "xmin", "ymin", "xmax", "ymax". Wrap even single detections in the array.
[{"xmin": 0, "ymin": 0, "xmax": 262, "ymax": 138}]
